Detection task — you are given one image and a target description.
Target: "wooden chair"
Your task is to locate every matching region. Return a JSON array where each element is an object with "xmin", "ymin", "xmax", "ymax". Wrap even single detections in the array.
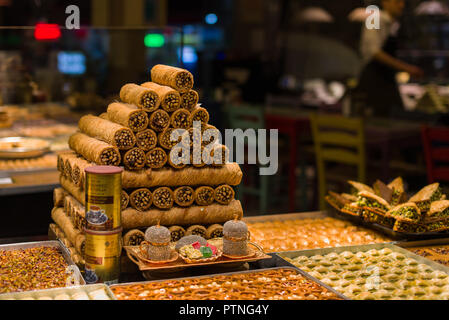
[
  {"xmin": 422, "ymin": 125, "xmax": 449, "ymax": 183},
  {"xmin": 310, "ymin": 113, "xmax": 366, "ymax": 210},
  {"xmin": 226, "ymin": 104, "xmax": 269, "ymax": 214}
]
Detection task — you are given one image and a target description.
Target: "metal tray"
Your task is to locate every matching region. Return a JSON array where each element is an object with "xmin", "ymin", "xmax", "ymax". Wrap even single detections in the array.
[
  {"xmin": 0, "ymin": 240, "xmax": 85, "ymax": 294},
  {"xmin": 276, "ymin": 242, "xmax": 449, "ymax": 278},
  {"xmin": 0, "ymin": 284, "xmax": 116, "ymax": 300},
  {"xmin": 0, "ymin": 137, "xmax": 51, "ymax": 159},
  {"xmin": 397, "ymin": 238, "xmax": 449, "ymax": 249},
  {"xmin": 276, "ymin": 243, "xmax": 449, "ymax": 300},
  {"xmin": 110, "ymin": 266, "xmax": 347, "ymax": 300},
  {"xmin": 244, "ymin": 211, "xmax": 393, "ymax": 255}
]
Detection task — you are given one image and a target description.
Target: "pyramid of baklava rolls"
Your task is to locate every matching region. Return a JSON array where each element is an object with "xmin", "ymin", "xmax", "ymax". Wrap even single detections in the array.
[{"xmin": 51, "ymin": 65, "xmax": 243, "ymax": 259}]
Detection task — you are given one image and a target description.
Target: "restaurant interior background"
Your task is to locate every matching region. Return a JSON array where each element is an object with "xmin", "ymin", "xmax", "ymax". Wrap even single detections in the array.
[{"xmin": 0, "ymin": 0, "xmax": 448, "ymax": 240}]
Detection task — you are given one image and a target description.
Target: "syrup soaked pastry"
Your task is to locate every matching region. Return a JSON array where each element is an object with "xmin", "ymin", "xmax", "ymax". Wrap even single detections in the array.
[{"xmin": 111, "ymin": 268, "xmax": 342, "ymax": 300}]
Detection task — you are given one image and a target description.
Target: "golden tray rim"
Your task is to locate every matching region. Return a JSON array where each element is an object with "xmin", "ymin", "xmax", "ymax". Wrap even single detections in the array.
[{"xmin": 124, "ymin": 242, "xmax": 270, "ymax": 271}]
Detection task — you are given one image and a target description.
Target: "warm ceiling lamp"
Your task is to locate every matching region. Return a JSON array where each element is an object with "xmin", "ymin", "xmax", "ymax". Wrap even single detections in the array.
[
  {"xmin": 415, "ymin": 0, "xmax": 449, "ymax": 15},
  {"xmin": 34, "ymin": 23, "xmax": 61, "ymax": 41},
  {"xmin": 298, "ymin": 7, "xmax": 334, "ymax": 23}
]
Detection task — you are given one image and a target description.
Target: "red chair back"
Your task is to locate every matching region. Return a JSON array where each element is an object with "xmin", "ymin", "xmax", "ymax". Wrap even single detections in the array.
[{"xmin": 422, "ymin": 125, "xmax": 449, "ymax": 183}]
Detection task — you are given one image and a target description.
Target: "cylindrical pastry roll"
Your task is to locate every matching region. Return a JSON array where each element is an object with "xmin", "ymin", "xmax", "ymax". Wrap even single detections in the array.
[
  {"xmin": 202, "ymin": 124, "xmax": 220, "ymax": 147},
  {"xmin": 99, "ymin": 112, "xmax": 108, "ymax": 120},
  {"xmin": 150, "ymin": 64, "xmax": 194, "ymax": 93},
  {"xmin": 158, "ymin": 128, "xmax": 183, "ymax": 150},
  {"xmin": 107, "ymin": 102, "xmax": 149, "ymax": 132},
  {"xmin": 180, "ymin": 90, "xmax": 199, "ymax": 111},
  {"xmin": 173, "ymin": 186, "xmax": 195, "ymax": 207},
  {"xmin": 50, "ymin": 223, "xmax": 61, "ymax": 239},
  {"xmin": 69, "ymin": 133, "xmax": 121, "ymax": 166},
  {"xmin": 63, "ymin": 196, "xmax": 69, "ymax": 215},
  {"xmin": 53, "ymin": 188, "xmax": 66, "ymax": 208},
  {"xmin": 185, "ymin": 225, "xmax": 207, "ymax": 238},
  {"xmin": 189, "ymin": 106, "xmax": 209, "ymax": 126},
  {"xmin": 51, "ymin": 224, "xmax": 83, "ymax": 263},
  {"xmin": 78, "ymin": 115, "xmax": 136, "ymax": 150},
  {"xmin": 62, "ymin": 153, "xmax": 76, "ymax": 181},
  {"xmin": 191, "ymin": 146, "xmax": 206, "ymax": 168},
  {"xmin": 120, "ymin": 83, "xmax": 160, "ymax": 112},
  {"xmin": 59, "ymin": 153, "xmax": 87, "ymax": 186},
  {"xmin": 152, "ymin": 187, "xmax": 174, "ymax": 209},
  {"xmin": 121, "ymin": 190, "xmax": 130, "ymax": 210},
  {"xmin": 194, "ymin": 186, "xmax": 215, "ymax": 206},
  {"xmin": 170, "ymin": 109, "xmax": 191, "ymax": 129},
  {"xmin": 181, "ymin": 127, "xmax": 202, "ymax": 148},
  {"xmin": 57, "ymin": 152, "xmax": 67, "ymax": 176},
  {"xmin": 64, "ymin": 159, "xmax": 73, "ymax": 181},
  {"xmin": 123, "ymin": 229, "xmax": 146, "ymax": 246},
  {"xmin": 71, "ymin": 162, "xmax": 81, "ymax": 187},
  {"xmin": 206, "ymin": 224, "xmax": 224, "ymax": 239},
  {"xmin": 129, "ymin": 188, "xmax": 153, "ymax": 212},
  {"xmin": 60, "ymin": 176, "xmax": 85, "ymax": 205},
  {"xmin": 210, "ymin": 144, "xmax": 229, "ymax": 167},
  {"xmin": 122, "ymin": 147, "xmax": 146, "ymax": 170},
  {"xmin": 214, "ymin": 185, "xmax": 235, "ymax": 205},
  {"xmin": 59, "ymin": 153, "xmax": 93, "ymax": 189},
  {"xmin": 121, "ymin": 163, "xmax": 243, "ymax": 188},
  {"xmin": 64, "ymin": 194, "xmax": 86, "ymax": 230},
  {"xmin": 148, "ymin": 109, "xmax": 170, "ymax": 132},
  {"xmin": 51, "ymin": 207, "xmax": 86, "ymax": 255},
  {"xmin": 169, "ymin": 226, "xmax": 185, "ymax": 242},
  {"xmin": 146, "ymin": 148, "xmax": 168, "ymax": 169},
  {"xmin": 121, "ymin": 200, "xmax": 243, "ymax": 229},
  {"xmin": 141, "ymin": 82, "xmax": 181, "ymax": 113},
  {"xmin": 168, "ymin": 148, "xmax": 188, "ymax": 169},
  {"xmin": 73, "ymin": 203, "xmax": 87, "ymax": 231},
  {"xmin": 135, "ymin": 129, "xmax": 157, "ymax": 151}
]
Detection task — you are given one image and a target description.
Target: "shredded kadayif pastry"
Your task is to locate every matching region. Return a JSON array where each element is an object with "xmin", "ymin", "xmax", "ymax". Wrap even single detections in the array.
[
  {"xmin": 111, "ymin": 268, "xmax": 342, "ymax": 300},
  {"xmin": 248, "ymin": 217, "xmax": 390, "ymax": 253}
]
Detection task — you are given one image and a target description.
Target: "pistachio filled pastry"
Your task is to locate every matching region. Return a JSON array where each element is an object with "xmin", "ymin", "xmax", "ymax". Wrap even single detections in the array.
[
  {"xmin": 348, "ymin": 180, "xmax": 374, "ymax": 195},
  {"xmin": 362, "ymin": 209, "xmax": 395, "ymax": 228},
  {"xmin": 387, "ymin": 202, "xmax": 421, "ymax": 223},
  {"xmin": 388, "ymin": 177, "xmax": 406, "ymax": 206},
  {"xmin": 340, "ymin": 202, "xmax": 362, "ymax": 217},
  {"xmin": 325, "ymin": 191, "xmax": 352, "ymax": 211},
  {"xmin": 373, "ymin": 180, "xmax": 393, "ymax": 204},
  {"xmin": 356, "ymin": 191, "xmax": 391, "ymax": 215},
  {"xmin": 393, "ymin": 220, "xmax": 427, "ymax": 233},
  {"xmin": 426, "ymin": 220, "xmax": 449, "ymax": 233},
  {"xmin": 426, "ymin": 200, "xmax": 449, "ymax": 222},
  {"xmin": 409, "ymin": 183, "xmax": 444, "ymax": 213},
  {"xmin": 341, "ymin": 193, "xmax": 358, "ymax": 202}
]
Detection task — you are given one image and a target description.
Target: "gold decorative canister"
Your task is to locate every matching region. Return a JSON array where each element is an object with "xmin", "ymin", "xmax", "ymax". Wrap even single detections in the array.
[
  {"xmin": 84, "ymin": 227, "xmax": 122, "ymax": 285},
  {"xmin": 85, "ymin": 166, "xmax": 123, "ymax": 231}
]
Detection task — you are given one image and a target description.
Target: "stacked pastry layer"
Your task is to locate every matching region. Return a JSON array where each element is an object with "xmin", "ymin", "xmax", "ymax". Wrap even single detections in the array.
[{"xmin": 51, "ymin": 65, "xmax": 244, "ymax": 259}]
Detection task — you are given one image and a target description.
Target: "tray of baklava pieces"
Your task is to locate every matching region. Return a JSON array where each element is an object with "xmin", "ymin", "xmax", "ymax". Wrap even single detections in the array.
[{"xmin": 276, "ymin": 243, "xmax": 449, "ymax": 300}]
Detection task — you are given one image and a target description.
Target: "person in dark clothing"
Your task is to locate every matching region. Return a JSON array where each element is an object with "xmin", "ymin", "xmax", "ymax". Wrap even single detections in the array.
[{"xmin": 356, "ymin": 0, "xmax": 424, "ymax": 117}]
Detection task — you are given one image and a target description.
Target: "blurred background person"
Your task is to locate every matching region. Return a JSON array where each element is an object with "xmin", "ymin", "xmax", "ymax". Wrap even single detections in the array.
[{"xmin": 356, "ymin": 0, "xmax": 424, "ymax": 117}]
